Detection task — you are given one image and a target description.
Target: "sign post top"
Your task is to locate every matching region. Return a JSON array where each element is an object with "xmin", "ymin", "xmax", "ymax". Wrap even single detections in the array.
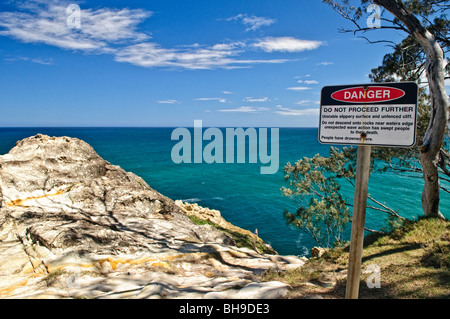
[{"xmin": 319, "ymin": 82, "xmax": 418, "ymax": 148}]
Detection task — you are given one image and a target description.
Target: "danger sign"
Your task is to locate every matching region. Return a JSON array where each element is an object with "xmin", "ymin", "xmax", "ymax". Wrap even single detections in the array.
[
  {"xmin": 319, "ymin": 82, "xmax": 418, "ymax": 147},
  {"xmin": 331, "ymin": 86, "xmax": 405, "ymax": 103}
]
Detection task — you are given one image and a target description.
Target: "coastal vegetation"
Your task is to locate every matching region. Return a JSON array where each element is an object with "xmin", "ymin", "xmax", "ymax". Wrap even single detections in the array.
[
  {"xmin": 282, "ymin": 0, "xmax": 449, "ymax": 248},
  {"xmin": 263, "ymin": 216, "xmax": 450, "ymax": 298},
  {"xmin": 177, "ymin": 200, "xmax": 277, "ymax": 254},
  {"xmin": 323, "ymin": 0, "xmax": 449, "ymax": 218}
]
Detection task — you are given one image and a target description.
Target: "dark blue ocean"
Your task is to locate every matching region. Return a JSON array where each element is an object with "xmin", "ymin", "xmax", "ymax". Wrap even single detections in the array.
[{"xmin": 0, "ymin": 127, "xmax": 448, "ymax": 256}]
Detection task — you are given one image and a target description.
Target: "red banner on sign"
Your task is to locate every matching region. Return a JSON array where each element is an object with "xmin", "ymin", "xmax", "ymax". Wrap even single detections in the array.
[{"xmin": 331, "ymin": 86, "xmax": 405, "ymax": 104}]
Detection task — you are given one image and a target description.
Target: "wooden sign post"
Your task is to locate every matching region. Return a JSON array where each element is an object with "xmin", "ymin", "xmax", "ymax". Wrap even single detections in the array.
[
  {"xmin": 345, "ymin": 145, "xmax": 371, "ymax": 299},
  {"xmin": 319, "ymin": 82, "xmax": 418, "ymax": 299}
]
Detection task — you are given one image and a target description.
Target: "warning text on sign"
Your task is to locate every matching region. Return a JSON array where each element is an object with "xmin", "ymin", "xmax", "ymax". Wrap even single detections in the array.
[{"xmin": 319, "ymin": 104, "xmax": 417, "ymax": 147}]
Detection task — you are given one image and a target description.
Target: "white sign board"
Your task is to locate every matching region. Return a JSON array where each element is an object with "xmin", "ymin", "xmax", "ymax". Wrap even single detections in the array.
[{"xmin": 319, "ymin": 82, "xmax": 418, "ymax": 147}]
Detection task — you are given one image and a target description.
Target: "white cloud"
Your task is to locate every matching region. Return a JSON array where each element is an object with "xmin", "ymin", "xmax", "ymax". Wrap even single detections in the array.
[
  {"xmin": 274, "ymin": 105, "xmax": 319, "ymax": 116},
  {"xmin": 157, "ymin": 100, "xmax": 181, "ymax": 104},
  {"xmin": 4, "ymin": 56, "xmax": 54, "ymax": 65},
  {"xmin": 253, "ymin": 37, "xmax": 323, "ymax": 52},
  {"xmin": 0, "ymin": 0, "xmax": 151, "ymax": 51},
  {"xmin": 0, "ymin": 1, "xmax": 299, "ymax": 70},
  {"xmin": 243, "ymin": 97, "xmax": 270, "ymax": 102},
  {"xmin": 222, "ymin": 91, "xmax": 234, "ymax": 94},
  {"xmin": 218, "ymin": 106, "xmax": 269, "ymax": 113},
  {"xmin": 286, "ymin": 86, "xmax": 311, "ymax": 91},
  {"xmin": 114, "ymin": 43, "xmax": 177, "ymax": 68},
  {"xmin": 82, "ymin": 9, "xmax": 150, "ymax": 43},
  {"xmin": 226, "ymin": 14, "xmax": 276, "ymax": 31},
  {"xmin": 296, "ymin": 99, "xmax": 320, "ymax": 106},
  {"xmin": 114, "ymin": 41, "xmax": 291, "ymax": 70},
  {"xmin": 297, "ymin": 80, "xmax": 319, "ymax": 84},
  {"xmin": 195, "ymin": 97, "xmax": 227, "ymax": 103},
  {"xmin": 318, "ymin": 61, "xmax": 334, "ymax": 66}
]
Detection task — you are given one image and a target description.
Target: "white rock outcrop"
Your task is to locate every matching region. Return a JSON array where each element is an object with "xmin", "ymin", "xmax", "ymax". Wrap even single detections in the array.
[{"xmin": 0, "ymin": 134, "xmax": 305, "ymax": 299}]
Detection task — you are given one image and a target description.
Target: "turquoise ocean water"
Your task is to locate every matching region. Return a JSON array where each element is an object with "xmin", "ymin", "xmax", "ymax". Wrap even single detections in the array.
[{"xmin": 0, "ymin": 127, "xmax": 448, "ymax": 256}]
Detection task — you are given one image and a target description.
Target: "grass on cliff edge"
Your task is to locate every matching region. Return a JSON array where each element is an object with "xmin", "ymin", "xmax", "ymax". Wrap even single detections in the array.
[
  {"xmin": 263, "ymin": 217, "xmax": 450, "ymax": 299},
  {"xmin": 187, "ymin": 215, "xmax": 276, "ymax": 254}
]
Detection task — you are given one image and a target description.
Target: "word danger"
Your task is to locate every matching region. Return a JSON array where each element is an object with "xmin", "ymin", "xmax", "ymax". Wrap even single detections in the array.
[
  {"xmin": 331, "ymin": 86, "xmax": 405, "ymax": 103},
  {"xmin": 171, "ymin": 120, "xmax": 279, "ymax": 174}
]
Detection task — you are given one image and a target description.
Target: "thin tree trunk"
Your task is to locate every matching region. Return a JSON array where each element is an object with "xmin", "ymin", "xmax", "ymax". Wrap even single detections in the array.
[{"xmin": 375, "ymin": 0, "xmax": 448, "ymax": 218}]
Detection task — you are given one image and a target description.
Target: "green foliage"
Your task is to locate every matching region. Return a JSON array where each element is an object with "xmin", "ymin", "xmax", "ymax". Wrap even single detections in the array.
[
  {"xmin": 280, "ymin": 104, "xmax": 436, "ymax": 248},
  {"xmin": 265, "ymin": 217, "xmax": 450, "ymax": 299},
  {"xmin": 282, "ymin": 148, "xmax": 355, "ymax": 248},
  {"xmin": 284, "ymin": 1, "xmax": 450, "ymax": 248},
  {"xmin": 187, "ymin": 215, "xmax": 275, "ymax": 254},
  {"xmin": 281, "ymin": 144, "xmax": 410, "ymax": 248},
  {"xmin": 322, "ymin": 0, "xmax": 449, "ymax": 84}
]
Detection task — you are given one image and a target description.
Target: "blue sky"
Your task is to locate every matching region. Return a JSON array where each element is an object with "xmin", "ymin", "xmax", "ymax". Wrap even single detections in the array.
[{"xmin": 0, "ymin": 0, "xmax": 407, "ymax": 127}]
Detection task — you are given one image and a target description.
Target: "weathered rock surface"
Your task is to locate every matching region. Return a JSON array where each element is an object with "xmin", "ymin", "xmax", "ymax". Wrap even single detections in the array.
[
  {"xmin": 0, "ymin": 134, "xmax": 305, "ymax": 299},
  {"xmin": 175, "ymin": 200, "xmax": 277, "ymax": 255}
]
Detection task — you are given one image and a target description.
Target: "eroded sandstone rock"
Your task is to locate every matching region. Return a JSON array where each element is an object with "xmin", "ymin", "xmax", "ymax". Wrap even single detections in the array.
[{"xmin": 0, "ymin": 134, "xmax": 305, "ymax": 299}]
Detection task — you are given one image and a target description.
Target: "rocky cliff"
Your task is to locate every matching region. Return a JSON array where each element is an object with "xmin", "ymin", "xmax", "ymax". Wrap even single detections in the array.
[{"xmin": 0, "ymin": 134, "xmax": 305, "ymax": 299}]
